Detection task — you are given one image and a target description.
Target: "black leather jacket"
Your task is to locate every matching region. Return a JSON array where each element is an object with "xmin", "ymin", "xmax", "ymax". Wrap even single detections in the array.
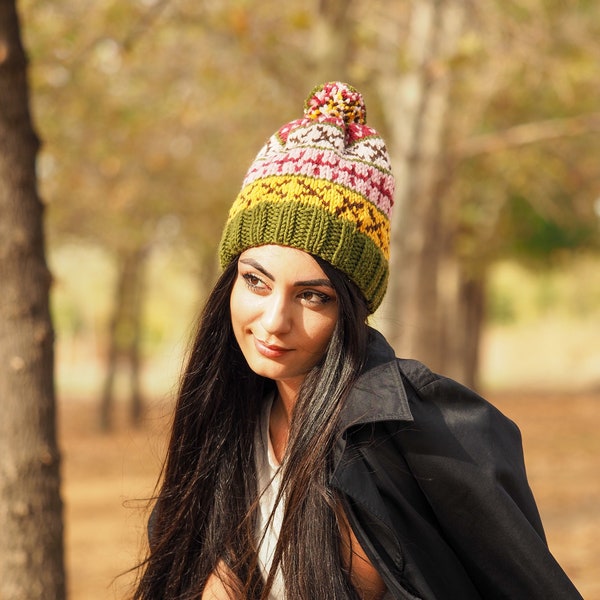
[{"xmin": 332, "ymin": 329, "xmax": 582, "ymax": 599}]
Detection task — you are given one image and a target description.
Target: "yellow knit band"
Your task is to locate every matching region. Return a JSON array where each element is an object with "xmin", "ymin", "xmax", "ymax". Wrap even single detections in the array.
[{"xmin": 227, "ymin": 174, "xmax": 390, "ymax": 260}]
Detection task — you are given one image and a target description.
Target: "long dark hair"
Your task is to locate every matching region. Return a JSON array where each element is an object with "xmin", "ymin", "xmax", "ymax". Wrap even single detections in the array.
[{"xmin": 133, "ymin": 253, "xmax": 370, "ymax": 600}]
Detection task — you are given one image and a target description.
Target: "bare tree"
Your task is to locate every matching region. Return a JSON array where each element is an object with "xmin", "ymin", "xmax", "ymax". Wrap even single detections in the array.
[
  {"xmin": 0, "ymin": 1, "xmax": 66, "ymax": 598},
  {"xmin": 100, "ymin": 246, "xmax": 147, "ymax": 431}
]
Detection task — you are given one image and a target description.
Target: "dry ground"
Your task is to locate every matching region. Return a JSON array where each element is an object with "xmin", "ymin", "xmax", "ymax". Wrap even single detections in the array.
[{"xmin": 60, "ymin": 391, "xmax": 600, "ymax": 600}]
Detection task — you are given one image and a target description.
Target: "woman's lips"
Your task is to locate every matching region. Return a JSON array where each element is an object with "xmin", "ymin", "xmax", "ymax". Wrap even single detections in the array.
[{"xmin": 254, "ymin": 337, "xmax": 292, "ymax": 359}]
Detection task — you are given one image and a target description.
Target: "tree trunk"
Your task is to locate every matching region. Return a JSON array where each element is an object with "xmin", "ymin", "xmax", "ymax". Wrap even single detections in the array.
[
  {"xmin": 0, "ymin": 2, "xmax": 66, "ymax": 598},
  {"xmin": 437, "ymin": 246, "xmax": 486, "ymax": 390},
  {"xmin": 308, "ymin": 0, "xmax": 354, "ymax": 83},
  {"xmin": 100, "ymin": 247, "xmax": 146, "ymax": 430},
  {"xmin": 376, "ymin": 0, "xmax": 467, "ymax": 372}
]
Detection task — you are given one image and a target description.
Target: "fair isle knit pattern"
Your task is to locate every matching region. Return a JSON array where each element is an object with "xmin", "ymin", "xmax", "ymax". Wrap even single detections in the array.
[{"xmin": 219, "ymin": 82, "xmax": 395, "ymax": 312}]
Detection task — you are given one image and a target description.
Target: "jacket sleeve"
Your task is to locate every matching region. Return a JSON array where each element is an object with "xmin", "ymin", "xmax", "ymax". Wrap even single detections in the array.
[{"xmin": 396, "ymin": 360, "xmax": 582, "ymax": 600}]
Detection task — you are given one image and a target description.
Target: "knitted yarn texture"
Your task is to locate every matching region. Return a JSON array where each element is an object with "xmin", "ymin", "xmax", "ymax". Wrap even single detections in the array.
[{"xmin": 218, "ymin": 82, "xmax": 395, "ymax": 312}]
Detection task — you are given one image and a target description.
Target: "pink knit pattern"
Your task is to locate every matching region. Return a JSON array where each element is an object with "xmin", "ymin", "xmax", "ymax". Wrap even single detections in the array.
[{"xmin": 242, "ymin": 145, "xmax": 394, "ymax": 218}]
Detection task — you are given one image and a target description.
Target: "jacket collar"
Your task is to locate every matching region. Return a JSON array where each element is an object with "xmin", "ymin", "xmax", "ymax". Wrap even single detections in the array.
[{"xmin": 337, "ymin": 328, "xmax": 414, "ymax": 431}]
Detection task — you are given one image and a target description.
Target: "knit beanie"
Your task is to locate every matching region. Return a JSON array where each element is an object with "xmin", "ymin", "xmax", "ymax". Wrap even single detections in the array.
[{"xmin": 218, "ymin": 82, "xmax": 394, "ymax": 312}]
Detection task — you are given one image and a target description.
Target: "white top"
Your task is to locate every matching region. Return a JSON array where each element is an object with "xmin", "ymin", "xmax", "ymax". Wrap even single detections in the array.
[
  {"xmin": 255, "ymin": 394, "xmax": 286, "ymax": 598},
  {"xmin": 254, "ymin": 397, "xmax": 392, "ymax": 599}
]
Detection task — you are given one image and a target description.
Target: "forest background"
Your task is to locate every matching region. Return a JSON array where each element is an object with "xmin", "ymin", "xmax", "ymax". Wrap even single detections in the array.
[{"xmin": 2, "ymin": 0, "xmax": 600, "ymax": 598}]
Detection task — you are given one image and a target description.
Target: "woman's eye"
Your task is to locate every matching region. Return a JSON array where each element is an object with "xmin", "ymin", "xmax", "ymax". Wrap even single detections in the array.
[
  {"xmin": 242, "ymin": 273, "xmax": 266, "ymax": 291},
  {"xmin": 299, "ymin": 290, "xmax": 332, "ymax": 306}
]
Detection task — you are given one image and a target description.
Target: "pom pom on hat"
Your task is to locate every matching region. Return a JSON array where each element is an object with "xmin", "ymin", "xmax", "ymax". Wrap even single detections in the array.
[
  {"xmin": 218, "ymin": 82, "xmax": 395, "ymax": 313},
  {"xmin": 304, "ymin": 81, "xmax": 367, "ymax": 125}
]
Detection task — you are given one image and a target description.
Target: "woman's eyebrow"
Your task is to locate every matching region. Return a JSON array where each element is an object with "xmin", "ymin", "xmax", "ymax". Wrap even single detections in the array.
[
  {"xmin": 239, "ymin": 258, "xmax": 274, "ymax": 280},
  {"xmin": 239, "ymin": 258, "xmax": 332, "ymax": 289},
  {"xmin": 294, "ymin": 278, "xmax": 333, "ymax": 288}
]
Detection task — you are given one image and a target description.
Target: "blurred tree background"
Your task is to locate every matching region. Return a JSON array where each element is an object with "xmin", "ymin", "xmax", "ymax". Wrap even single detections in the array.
[
  {"xmin": 19, "ymin": 0, "xmax": 600, "ymax": 429},
  {"xmin": 4, "ymin": 1, "xmax": 598, "ymax": 598}
]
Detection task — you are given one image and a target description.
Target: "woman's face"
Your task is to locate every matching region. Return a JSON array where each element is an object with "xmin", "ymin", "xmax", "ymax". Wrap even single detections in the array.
[{"xmin": 230, "ymin": 245, "xmax": 338, "ymax": 392}]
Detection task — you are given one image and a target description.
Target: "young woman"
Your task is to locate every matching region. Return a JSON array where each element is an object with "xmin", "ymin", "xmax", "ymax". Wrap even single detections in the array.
[{"xmin": 133, "ymin": 83, "xmax": 582, "ymax": 599}]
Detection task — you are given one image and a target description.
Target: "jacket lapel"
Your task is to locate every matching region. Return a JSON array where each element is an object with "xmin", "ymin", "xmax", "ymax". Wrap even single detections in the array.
[{"xmin": 338, "ymin": 328, "xmax": 414, "ymax": 431}]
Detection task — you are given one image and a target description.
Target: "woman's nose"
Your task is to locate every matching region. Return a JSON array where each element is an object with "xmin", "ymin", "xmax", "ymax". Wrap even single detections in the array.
[{"xmin": 260, "ymin": 292, "xmax": 292, "ymax": 335}]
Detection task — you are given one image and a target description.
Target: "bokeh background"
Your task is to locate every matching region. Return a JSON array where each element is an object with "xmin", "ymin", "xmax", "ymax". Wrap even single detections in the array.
[{"xmin": 14, "ymin": 0, "xmax": 600, "ymax": 598}]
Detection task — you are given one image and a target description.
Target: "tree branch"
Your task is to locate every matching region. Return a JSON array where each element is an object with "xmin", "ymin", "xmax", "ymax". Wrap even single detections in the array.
[{"xmin": 458, "ymin": 112, "xmax": 600, "ymax": 159}]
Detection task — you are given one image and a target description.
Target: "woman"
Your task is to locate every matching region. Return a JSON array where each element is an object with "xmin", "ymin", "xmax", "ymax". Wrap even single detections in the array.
[{"xmin": 133, "ymin": 82, "xmax": 582, "ymax": 599}]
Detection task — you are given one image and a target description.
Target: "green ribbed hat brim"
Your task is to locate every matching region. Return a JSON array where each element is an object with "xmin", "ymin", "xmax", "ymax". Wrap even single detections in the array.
[{"xmin": 219, "ymin": 201, "xmax": 389, "ymax": 312}]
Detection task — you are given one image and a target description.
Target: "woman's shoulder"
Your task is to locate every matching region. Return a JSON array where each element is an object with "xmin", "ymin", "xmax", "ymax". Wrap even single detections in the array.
[{"xmin": 362, "ymin": 328, "xmax": 516, "ymax": 433}]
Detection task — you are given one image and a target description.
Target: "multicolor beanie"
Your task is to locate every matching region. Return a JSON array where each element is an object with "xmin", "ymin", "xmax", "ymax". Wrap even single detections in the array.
[{"xmin": 218, "ymin": 81, "xmax": 395, "ymax": 312}]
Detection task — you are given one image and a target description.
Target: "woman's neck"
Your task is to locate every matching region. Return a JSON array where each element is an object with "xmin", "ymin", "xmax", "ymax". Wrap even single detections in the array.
[
  {"xmin": 269, "ymin": 380, "xmax": 300, "ymax": 463},
  {"xmin": 274, "ymin": 379, "xmax": 301, "ymax": 425}
]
